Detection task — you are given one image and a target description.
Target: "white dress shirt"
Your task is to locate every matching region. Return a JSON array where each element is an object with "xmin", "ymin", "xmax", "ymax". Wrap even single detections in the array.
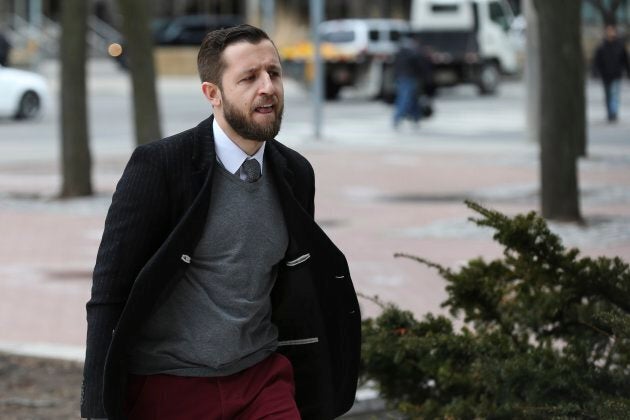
[{"xmin": 213, "ymin": 119, "xmax": 265, "ymax": 181}]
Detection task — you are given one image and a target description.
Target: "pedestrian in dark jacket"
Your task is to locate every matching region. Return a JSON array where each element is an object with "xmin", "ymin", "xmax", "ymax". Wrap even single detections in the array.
[
  {"xmin": 393, "ymin": 36, "xmax": 432, "ymax": 129},
  {"xmin": 0, "ymin": 31, "xmax": 11, "ymax": 67},
  {"xmin": 81, "ymin": 24, "xmax": 361, "ymax": 420},
  {"xmin": 593, "ymin": 24, "xmax": 630, "ymax": 122}
]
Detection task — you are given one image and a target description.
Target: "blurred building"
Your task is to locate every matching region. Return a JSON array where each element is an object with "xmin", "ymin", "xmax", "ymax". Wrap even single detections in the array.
[
  {"xmin": 0, "ymin": 0, "xmax": 411, "ymax": 48},
  {"xmin": 2, "ymin": 0, "xmax": 629, "ymax": 26},
  {"xmin": 0, "ymin": 0, "xmax": 412, "ymax": 26},
  {"xmin": 0, "ymin": 0, "xmax": 628, "ymax": 66},
  {"xmin": 3, "ymin": 1, "xmax": 628, "ymax": 36}
]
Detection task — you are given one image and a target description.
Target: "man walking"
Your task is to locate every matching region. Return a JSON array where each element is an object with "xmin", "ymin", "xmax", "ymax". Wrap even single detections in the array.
[
  {"xmin": 392, "ymin": 36, "xmax": 432, "ymax": 129},
  {"xmin": 593, "ymin": 24, "xmax": 630, "ymax": 122},
  {"xmin": 0, "ymin": 30, "xmax": 11, "ymax": 67},
  {"xmin": 81, "ymin": 25, "xmax": 361, "ymax": 420}
]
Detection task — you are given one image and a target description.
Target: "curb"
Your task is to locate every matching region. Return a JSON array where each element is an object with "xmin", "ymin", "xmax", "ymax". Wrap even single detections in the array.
[{"xmin": 0, "ymin": 341, "xmax": 85, "ymax": 363}]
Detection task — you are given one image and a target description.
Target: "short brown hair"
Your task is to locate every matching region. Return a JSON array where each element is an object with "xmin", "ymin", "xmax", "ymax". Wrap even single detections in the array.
[{"xmin": 197, "ymin": 24, "xmax": 274, "ymax": 86}]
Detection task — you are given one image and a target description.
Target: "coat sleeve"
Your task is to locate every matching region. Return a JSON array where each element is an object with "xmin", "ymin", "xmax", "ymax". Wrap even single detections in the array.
[
  {"xmin": 592, "ymin": 45, "xmax": 602, "ymax": 78},
  {"xmin": 305, "ymin": 160, "xmax": 315, "ymax": 218},
  {"xmin": 623, "ymin": 44, "xmax": 630, "ymax": 79},
  {"xmin": 81, "ymin": 145, "xmax": 170, "ymax": 418}
]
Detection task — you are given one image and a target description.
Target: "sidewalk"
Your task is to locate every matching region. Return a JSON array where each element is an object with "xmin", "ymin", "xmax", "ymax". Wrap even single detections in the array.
[
  {"xmin": 2, "ymin": 59, "xmax": 630, "ymax": 354},
  {"xmin": 1, "ymin": 59, "xmax": 629, "ymax": 416}
]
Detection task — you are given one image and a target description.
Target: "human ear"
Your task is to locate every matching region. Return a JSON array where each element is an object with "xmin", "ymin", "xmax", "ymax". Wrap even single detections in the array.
[{"xmin": 201, "ymin": 82, "xmax": 221, "ymax": 106}]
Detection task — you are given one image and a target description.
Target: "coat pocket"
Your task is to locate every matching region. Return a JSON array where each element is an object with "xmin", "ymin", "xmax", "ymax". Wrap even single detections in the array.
[
  {"xmin": 285, "ymin": 253, "xmax": 311, "ymax": 267},
  {"xmin": 278, "ymin": 337, "xmax": 319, "ymax": 347}
]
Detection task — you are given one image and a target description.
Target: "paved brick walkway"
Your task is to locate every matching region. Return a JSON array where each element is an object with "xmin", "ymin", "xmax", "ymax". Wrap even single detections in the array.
[{"xmin": 1, "ymin": 60, "xmax": 629, "ymax": 363}]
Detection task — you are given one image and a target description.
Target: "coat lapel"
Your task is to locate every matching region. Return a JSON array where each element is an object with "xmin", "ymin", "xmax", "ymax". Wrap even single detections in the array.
[
  {"xmin": 265, "ymin": 141, "xmax": 313, "ymax": 261},
  {"xmin": 191, "ymin": 116, "xmax": 216, "ymax": 196}
]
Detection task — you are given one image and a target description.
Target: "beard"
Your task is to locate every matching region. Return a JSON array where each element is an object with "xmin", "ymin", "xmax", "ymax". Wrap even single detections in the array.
[{"xmin": 222, "ymin": 93, "xmax": 284, "ymax": 142}]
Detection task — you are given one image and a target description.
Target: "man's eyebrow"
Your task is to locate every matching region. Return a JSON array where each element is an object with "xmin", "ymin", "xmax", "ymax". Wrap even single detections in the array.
[
  {"xmin": 238, "ymin": 64, "xmax": 281, "ymax": 76},
  {"xmin": 238, "ymin": 67, "xmax": 257, "ymax": 76}
]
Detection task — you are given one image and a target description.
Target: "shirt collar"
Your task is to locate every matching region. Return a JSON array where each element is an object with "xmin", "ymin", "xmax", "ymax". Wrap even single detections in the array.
[{"xmin": 213, "ymin": 118, "xmax": 265, "ymax": 175}]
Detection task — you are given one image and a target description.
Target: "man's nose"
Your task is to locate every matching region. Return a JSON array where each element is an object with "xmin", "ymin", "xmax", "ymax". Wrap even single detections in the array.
[{"xmin": 258, "ymin": 73, "xmax": 276, "ymax": 94}]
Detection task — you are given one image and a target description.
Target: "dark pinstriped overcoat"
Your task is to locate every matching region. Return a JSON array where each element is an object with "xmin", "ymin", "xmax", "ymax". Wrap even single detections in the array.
[{"xmin": 80, "ymin": 116, "xmax": 361, "ymax": 420}]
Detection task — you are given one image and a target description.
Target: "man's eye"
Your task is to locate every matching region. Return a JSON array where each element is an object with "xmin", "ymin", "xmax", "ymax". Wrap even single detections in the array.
[{"xmin": 241, "ymin": 75, "xmax": 255, "ymax": 82}]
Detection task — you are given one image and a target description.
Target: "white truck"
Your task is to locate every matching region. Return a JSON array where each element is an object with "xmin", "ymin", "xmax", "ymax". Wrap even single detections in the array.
[
  {"xmin": 280, "ymin": 19, "xmax": 410, "ymax": 100},
  {"xmin": 409, "ymin": 0, "xmax": 519, "ymax": 94},
  {"xmin": 281, "ymin": 1, "xmax": 519, "ymax": 100}
]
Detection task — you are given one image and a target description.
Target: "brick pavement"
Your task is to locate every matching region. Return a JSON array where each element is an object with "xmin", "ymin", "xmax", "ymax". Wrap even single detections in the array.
[{"xmin": 1, "ymin": 62, "xmax": 629, "ymax": 364}]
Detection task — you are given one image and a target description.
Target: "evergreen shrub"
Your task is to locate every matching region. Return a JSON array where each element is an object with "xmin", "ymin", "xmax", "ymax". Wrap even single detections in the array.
[{"xmin": 361, "ymin": 201, "xmax": 630, "ymax": 419}]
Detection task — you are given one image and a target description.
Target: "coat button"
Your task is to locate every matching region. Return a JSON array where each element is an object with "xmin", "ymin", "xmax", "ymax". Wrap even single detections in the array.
[{"xmin": 181, "ymin": 254, "xmax": 191, "ymax": 264}]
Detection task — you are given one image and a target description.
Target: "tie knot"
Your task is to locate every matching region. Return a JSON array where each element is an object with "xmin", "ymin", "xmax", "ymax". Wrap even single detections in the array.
[{"xmin": 241, "ymin": 158, "xmax": 261, "ymax": 183}]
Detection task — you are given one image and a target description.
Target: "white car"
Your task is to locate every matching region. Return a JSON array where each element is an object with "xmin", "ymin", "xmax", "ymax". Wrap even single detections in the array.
[{"xmin": 0, "ymin": 65, "xmax": 49, "ymax": 120}]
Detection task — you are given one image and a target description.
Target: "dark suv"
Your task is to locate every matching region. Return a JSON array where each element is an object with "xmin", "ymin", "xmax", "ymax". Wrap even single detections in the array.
[
  {"xmin": 112, "ymin": 14, "xmax": 243, "ymax": 68},
  {"xmin": 154, "ymin": 14, "xmax": 243, "ymax": 45}
]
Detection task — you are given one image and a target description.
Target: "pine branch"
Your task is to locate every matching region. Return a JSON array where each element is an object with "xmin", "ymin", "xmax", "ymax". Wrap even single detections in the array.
[
  {"xmin": 356, "ymin": 292, "xmax": 388, "ymax": 310},
  {"xmin": 394, "ymin": 252, "xmax": 451, "ymax": 276}
]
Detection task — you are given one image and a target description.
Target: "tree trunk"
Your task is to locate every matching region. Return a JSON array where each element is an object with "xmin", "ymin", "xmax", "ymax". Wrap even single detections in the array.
[
  {"xmin": 117, "ymin": 0, "xmax": 162, "ymax": 145},
  {"xmin": 524, "ymin": 0, "xmax": 539, "ymax": 144},
  {"xmin": 246, "ymin": 0, "xmax": 261, "ymax": 26},
  {"xmin": 533, "ymin": 0, "xmax": 583, "ymax": 222},
  {"xmin": 60, "ymin": 0, "xmax": 92, "ymax": 197}
]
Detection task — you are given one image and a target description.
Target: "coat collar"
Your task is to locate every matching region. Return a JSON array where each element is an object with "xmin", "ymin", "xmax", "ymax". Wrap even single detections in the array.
[
  {"xmin": 192, "ymin": 115, "xmax": 293, "ymax": 184},
  {"xmin": 265, "ymin": 140, "xmax": 296, "ymax": 192},
  {"xmin": 192, "ymin": 115, "xmax": 216, "ymax": 177},
  {"xmin": 265, "ymin": 141, "xmax": 310, "ymax": 260}
]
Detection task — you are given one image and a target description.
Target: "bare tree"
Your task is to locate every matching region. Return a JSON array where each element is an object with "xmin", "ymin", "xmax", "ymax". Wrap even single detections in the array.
[
  {"xmin": 533, "ymin": 0, "xmax": 585, "ymax": 222},
  {"xmin": 586, "ymin": 0, "xmax": 624, "ymax": 25},
  {"xmin": 60, "ymin": 0, "xmax": 92, "ymax": 197},
  {"xmin": 524, "ymin": 0, "xmax": 539, "ymax": 144},
  {"xmin": 117, "ymin": 0, "xmax": 162, "ymax": 145}
]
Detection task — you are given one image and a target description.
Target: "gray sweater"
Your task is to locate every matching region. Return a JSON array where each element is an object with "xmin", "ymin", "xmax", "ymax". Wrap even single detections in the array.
[{"xmin": 127, "ymin": 162, "xmax": 288, "ymax": 376}]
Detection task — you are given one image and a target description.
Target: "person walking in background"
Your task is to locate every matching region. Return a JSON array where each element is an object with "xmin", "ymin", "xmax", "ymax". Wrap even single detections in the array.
[
  {"xmin": 0, "ymin": 31, "xmax": 11, "ymax": 67},
  {"xmin": 80, "ymin": 24, "xmax": 360, "ymax": 420},
  {"xmin": 593, "ymin": 24, "xmax": 630, "ymax": 122},
  {"xmin": 392, "ymin": 35, "xmax": 432, "ymax": 129}
]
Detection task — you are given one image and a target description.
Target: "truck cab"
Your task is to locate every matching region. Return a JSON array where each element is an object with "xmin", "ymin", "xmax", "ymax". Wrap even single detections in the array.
[
  {"xmin": 318, "ymin": 19, "xmax": 411, "ymax": 99},
  {"xmin": 410, "ymin": 0, "xmax": 518, "ymax": 94}
]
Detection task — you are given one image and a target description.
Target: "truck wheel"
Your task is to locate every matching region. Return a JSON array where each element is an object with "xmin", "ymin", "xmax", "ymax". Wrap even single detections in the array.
[
  {"xmin": 380, "ymin": 90, "xmax": 396, "ymax": 104},
  {"xmin": 325, "ymin": 77, "xmax": 341, "ymax": 100},
  {"xmin": 477, "ymin": 63, "xmax": 500, "ymax": 95},
  {"xmin": 378, "ymin": 64, "xmax": 396, "ymax": 103},
  {"xmin": 14, "ymin": 91, "xmax": 41, "ymax": 120}
]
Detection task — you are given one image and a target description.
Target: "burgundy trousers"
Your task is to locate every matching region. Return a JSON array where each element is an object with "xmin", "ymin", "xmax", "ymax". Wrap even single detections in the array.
[{"xmin": 124, "ymin": 353, "xmax": 301, "ymax": 420}]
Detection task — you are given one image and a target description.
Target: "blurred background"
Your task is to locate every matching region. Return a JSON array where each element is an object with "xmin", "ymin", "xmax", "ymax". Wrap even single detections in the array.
[{"xmin": 1, "ymin": 0, "xmax": 629, "ymax": 417}]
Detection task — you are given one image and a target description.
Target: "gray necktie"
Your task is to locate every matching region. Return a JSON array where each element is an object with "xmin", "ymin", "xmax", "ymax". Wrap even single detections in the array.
[{"xmin": 241, "ymin": 158, "xmax": 261, "ymax": 182}]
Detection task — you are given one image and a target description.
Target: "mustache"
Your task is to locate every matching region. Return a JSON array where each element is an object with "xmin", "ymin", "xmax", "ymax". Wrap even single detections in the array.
[{"xmin": 252, "ymin": 96, "xmax": 279, "ymax": 109}]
